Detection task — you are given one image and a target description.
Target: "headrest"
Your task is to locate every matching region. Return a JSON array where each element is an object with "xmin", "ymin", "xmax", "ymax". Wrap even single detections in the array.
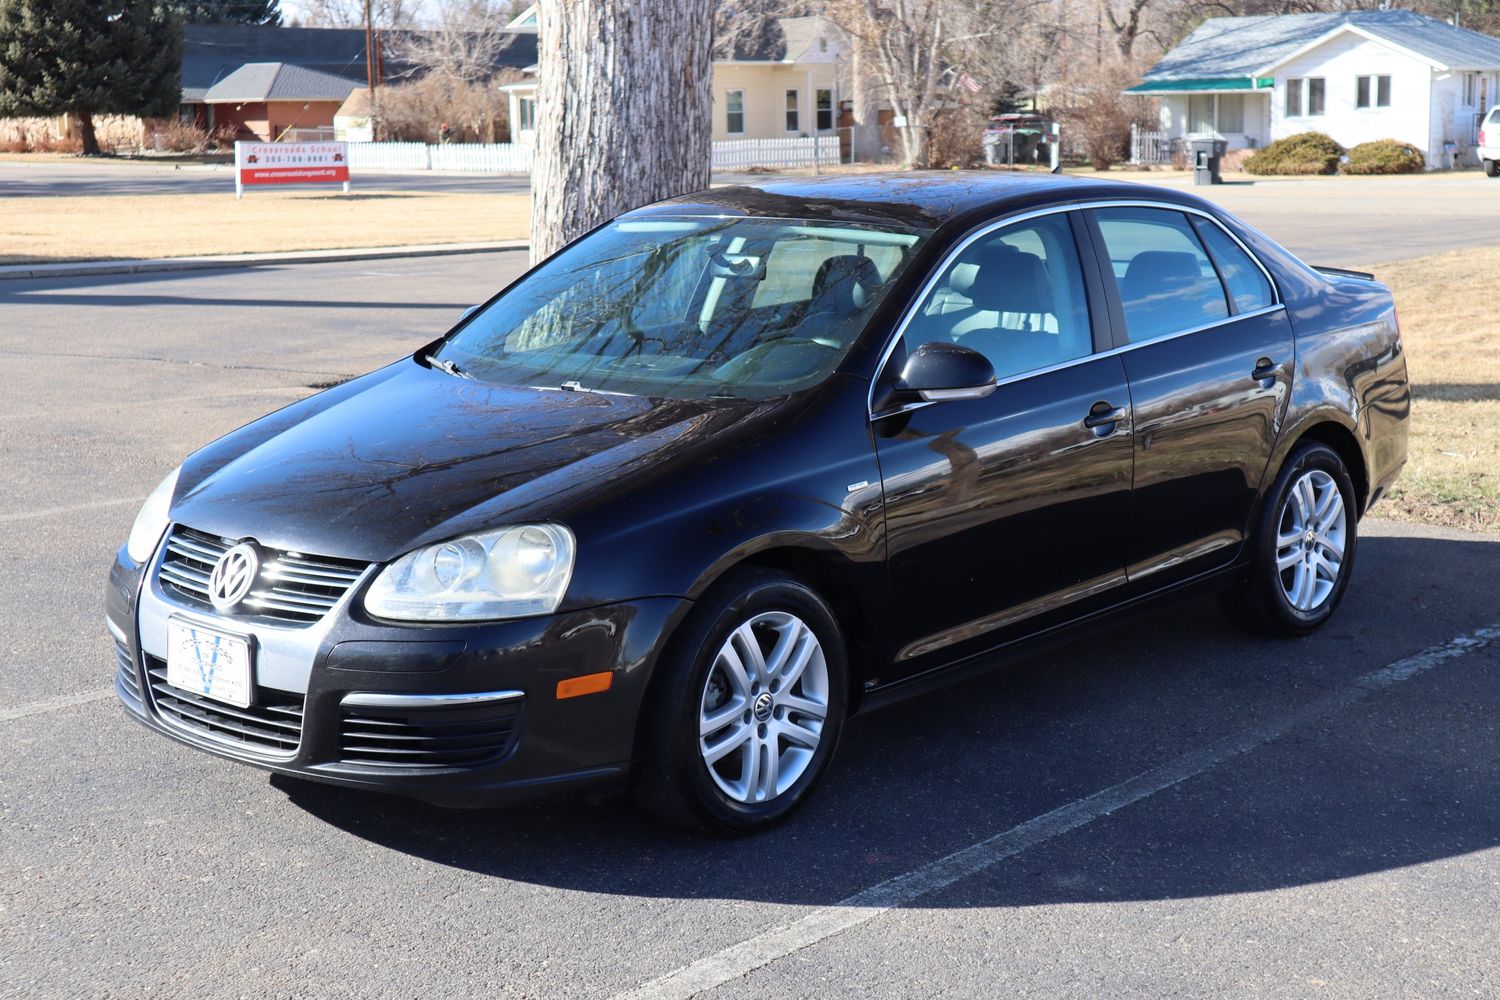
[
  {"xmin": 945, "ymin": 262, "xmax": 980, "ymax": 298},
  {"xmin": 970, "ymin": 245, "xmax": 1054, "ymax": 315},
  {"xmin": 1122, "ymin": 251, "xmax": 1202, "ymax": 306},
  {"xmin": 809, "ymin": 255, "xmax": 881, "ymax": 316}
]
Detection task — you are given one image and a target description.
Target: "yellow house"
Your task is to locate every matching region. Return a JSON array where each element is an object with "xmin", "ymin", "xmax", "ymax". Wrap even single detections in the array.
[{"xmin": 500, "ymin": 8, "xmax": 846, "ymax": 145}]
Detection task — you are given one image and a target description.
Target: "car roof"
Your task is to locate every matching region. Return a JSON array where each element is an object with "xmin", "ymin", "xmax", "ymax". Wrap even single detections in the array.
[{"xmin": 626, "ymin": 171, "xmax": 1210, "ymax": 231}]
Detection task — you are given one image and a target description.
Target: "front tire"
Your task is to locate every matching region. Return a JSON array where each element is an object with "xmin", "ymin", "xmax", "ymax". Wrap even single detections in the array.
[
  {"xmin": 633, "ymin": 568, "xmax": 848, "ymax": 834},
  {"xmin": 1221, "ymin": 441, "xmax": 1357, "ymax": 637}
]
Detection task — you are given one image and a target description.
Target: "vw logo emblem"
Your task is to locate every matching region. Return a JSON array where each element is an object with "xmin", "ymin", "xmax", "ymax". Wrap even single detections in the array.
[
  {"xmin": 208, "ymin": 542, "xmax": 260, "ymax": 612},
  {"xmin": 752, "ymin": 691, "xmax": 775, "ymax": 722}
]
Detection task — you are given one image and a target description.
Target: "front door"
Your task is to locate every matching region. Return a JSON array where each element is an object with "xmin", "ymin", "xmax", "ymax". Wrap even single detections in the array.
[
  {"xmin": 1085, "ymin": 205, "xmax": 1294, "ymax": 589},
  {"xmin": 871, "ymin": 211, "xmax": 1133, "ymax": 685}
]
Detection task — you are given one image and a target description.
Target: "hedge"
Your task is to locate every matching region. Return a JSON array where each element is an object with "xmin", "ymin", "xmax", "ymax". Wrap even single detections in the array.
[
  {"xmin": 1344, "ymin": 138, "xmax": 1426, "ymax": 174},
  {"xmin": 1244, "ymin": 132, "xmax": 1344, "ymax": 175}
]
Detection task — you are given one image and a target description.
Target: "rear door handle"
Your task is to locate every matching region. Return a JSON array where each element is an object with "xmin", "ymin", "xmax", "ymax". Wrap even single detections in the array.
[
  {"xmin": 1252, "ymin": 358, "xmax": 1284, "ymax": 381},
  {"xmin": 1083, "ymin": 403, "xmax": 1127, "ymax": 430}
]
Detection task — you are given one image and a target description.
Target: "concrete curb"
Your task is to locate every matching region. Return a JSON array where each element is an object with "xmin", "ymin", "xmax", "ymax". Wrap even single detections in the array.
[{"xmin": 0, "ymin": 240, "xmax": 530, "ymax": 282}]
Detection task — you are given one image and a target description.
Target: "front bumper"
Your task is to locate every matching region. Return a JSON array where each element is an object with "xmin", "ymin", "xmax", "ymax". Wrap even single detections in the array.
[{"xmin": 107, "ymin": 540, "xmax": 689, "ymax": 808}]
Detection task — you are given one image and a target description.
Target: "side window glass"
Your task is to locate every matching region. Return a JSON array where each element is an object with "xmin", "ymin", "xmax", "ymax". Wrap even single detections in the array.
[
  {"xmin": 1191, "ymin": 217, "xmax": 1274, "ymax": 314},
  {"xmin": 901, "ymin": 213, "xmax": 1093, "ymax": 382},
  {"xmin": 1093, "ymin": 207, "xmax": 1230, "ymax": 343}
]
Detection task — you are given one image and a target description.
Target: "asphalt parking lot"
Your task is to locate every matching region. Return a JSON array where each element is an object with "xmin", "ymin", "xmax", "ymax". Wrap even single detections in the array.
[{"xmin": 3, "ymin": 251, "xmax": 1500, "ymax": 997}]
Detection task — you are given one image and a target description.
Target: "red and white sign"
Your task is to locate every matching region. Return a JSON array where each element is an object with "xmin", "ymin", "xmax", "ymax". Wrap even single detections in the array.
[{"xmin": 234, "ymin": 141, "xmax": 350, "ymax": 196}]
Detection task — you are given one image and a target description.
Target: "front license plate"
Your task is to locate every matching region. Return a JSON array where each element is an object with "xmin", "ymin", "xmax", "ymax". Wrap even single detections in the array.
[{"xmin": 166, "ymin": 619, "xmax": 253, "ymax": 709}]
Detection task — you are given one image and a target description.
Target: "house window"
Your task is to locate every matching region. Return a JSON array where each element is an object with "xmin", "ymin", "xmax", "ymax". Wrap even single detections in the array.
[
  {"xmin": 1357, "ymin": 75, "xmax": 1392, "ymax": 109},
  {"xmin": 726, "ymin": 90, "xmax": 745, "ymax": 134},
  {"xmin": 785, "ymin": 89, "xmax": 800, "ymax": 132},
  {"xmin": 1307, "ymin": 77, "xmax": 1325, "ymax": 115},
  {"xmin": 1465, "ymin": 73, "xmax": 1478, "ymax": 107},
  {"xmin": 1217, "ymin": 94, "xmax": 1244, "ymax": 133},
  {"xmin": 816, "ymin": 89, "xmax": 833, "ymax": 131},
  {"xmin": 517, "ymin": 96, "xmax": 536, "ymax": 132},
  {"xmin": 1188, "ymin": 94, "xmax": 1215, "ymax": 133},
  {"xmin": 1285, "ymin": 78, "xmax": 1302, "ymax": 117}
]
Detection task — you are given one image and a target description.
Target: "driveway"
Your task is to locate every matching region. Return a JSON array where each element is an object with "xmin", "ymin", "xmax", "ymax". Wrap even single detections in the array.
[{"xmin": 2, "ymin": 256, "xmax": 1498, "ymax": 997}]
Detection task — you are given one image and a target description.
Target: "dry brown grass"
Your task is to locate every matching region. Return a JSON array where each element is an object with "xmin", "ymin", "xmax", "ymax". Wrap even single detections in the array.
[
  {"xmin": 0, "ymin": 189, "xmax": 530, "ymax": 264},
  {"xmin": 1369, "ymin": 246, "xmax": 1500, "ymax": 532}
]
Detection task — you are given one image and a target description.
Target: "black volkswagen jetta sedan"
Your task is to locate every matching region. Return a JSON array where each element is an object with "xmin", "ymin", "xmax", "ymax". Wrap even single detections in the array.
[{"xmin": 108, "ymin": 173, "xmax": 1409, "ymax": 833}]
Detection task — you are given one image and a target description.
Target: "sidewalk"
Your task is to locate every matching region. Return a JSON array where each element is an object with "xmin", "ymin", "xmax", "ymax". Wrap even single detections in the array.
[{"xmin": 0, "ymin": 240, "xmax": 529, "ymax": 281}]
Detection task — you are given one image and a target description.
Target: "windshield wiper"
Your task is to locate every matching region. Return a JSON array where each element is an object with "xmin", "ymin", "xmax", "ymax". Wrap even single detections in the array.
[{"xmin": 423, "ymin": 353, "xmax": 473, "ymax": 379}]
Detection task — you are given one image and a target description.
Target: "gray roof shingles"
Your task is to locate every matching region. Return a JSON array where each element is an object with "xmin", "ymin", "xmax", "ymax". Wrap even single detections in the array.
[
  {"xmin": 181, "ymin": 23, "xmax": 537, "ymax": 101},
  {"xmin": 202, "ymin": 62, "xmax": 360, "ymax": 103},
  {"xmin": 1143, "ymin": 10, "xmax": 1500, "ymax": 81}
]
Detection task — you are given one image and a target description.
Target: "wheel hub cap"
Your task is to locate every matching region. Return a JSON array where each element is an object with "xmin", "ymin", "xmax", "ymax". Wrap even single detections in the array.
[
  {"xmin": 1276, "ymin": 469, "xmax": 1347, "ymax": 613},
  {"xmin": 697, "ymin": 611, "xmax": 831, "ymax": 804}
]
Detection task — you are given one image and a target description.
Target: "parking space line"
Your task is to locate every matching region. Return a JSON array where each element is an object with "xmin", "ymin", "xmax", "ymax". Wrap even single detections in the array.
[
  {"xmin": 0, "ymin": 687, "xmax": 115, "ymax": 723},
  {"xmin": 612, "ymin": 623, "xmax": 1500, "ymax": 1000}
]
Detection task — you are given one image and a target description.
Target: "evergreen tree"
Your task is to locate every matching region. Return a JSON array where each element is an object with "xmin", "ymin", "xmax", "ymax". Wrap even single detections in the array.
[
  {"xmin": 172, "ymin": 0, "xmax": 282, "ymax": 25},
  {"xmin": 0, "ymin": 1, "xmax": 184, "ymax": 155}
]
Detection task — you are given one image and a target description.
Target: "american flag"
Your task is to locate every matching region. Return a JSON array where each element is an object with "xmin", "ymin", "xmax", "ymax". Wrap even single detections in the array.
[{"xmin": 956, "ymin": 73, "xmax": 982, "ymax": 94}]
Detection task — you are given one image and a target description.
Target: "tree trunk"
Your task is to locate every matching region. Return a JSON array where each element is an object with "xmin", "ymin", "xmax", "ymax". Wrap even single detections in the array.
[
  {"xmin": 530, "ymin": 0, "xmax": 714, "ymax": 263},
  {"xmin": 850, "ymin": 35, "xmax": 882, "ymax": 162},
  {"xmin": 77, "ymin": 111, "xmax": 101, "ymax": 156}
]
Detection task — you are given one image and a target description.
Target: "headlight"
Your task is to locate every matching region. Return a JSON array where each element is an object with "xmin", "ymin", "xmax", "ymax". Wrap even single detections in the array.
[
  {"xmin": 364, "ymin": 524, "xmax": 575, "ymax": 622},
  {"xmin": 126, "ymin": 467, "xmax": 180, "ymax": 564}
]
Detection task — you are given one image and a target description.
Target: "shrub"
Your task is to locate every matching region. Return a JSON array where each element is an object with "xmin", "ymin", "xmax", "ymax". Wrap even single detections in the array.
[
  {"xmin": 151, "ymin": 119, "xmax": 213, "ymax": 153},
  {"xmin": 1221, "ymin": 148, "xmax": 1257, "ymax": 173},
  {"xmin": 1344, "ymin": 138, "xmax": 1426, "ymax": 174},
  {"xmin": 1055, "ymin": 65, "xmax": 1157, "ymax": 171},
  {"xmin": 1244, "ymin": 131, "xmax": 1344, "ymax": 175}
]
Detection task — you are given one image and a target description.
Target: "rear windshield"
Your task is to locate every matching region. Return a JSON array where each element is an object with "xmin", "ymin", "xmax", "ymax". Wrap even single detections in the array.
[{"xmin": 435, "ymin": 216, "xmax": 929, "ymax": 400}]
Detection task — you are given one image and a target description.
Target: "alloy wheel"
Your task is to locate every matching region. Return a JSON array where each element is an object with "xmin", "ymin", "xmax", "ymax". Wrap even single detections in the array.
[
  {"xmin": 1276, "ymin": 468, "xmax": 1347, "ymax": 612},
  {"xmin": 697, "ymin": 611, "xmax": 830, "ymax": 804}
]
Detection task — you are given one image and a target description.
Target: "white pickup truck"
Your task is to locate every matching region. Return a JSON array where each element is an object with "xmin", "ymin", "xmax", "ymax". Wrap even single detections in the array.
[{"xmin": 1482, "ymin": 106, "xmax": 1500, "ymax": 177}]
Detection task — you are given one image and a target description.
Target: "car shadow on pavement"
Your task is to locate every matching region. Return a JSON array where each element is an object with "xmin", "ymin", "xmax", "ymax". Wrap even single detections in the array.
[{"xmin": 274, "ymin": 531, "xmax": 1500, "ymax": 909}]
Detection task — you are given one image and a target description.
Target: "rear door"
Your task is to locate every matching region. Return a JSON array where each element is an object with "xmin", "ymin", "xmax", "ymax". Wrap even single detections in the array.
[{"xmin": 1084, "ymin": 205, "xmax": 1294, "ymax": 590}]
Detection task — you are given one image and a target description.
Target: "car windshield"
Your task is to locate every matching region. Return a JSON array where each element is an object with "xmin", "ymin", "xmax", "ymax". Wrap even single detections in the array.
[{"xmin": 435, "ymin": 216, "xmax": 930, "ymax": 399}]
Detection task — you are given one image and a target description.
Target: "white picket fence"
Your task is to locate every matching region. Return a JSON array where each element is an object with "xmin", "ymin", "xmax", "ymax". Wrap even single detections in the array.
[
  {"xmin": 346, "ymin": 141, "xmax": 533, "ymax": 173},
  {"xmin": 343, "ymin": 136, "xmax": 841, "ymax": 175},
  {"xmin": 1129, "ymin": 125, "xmax": 1181, "ymax": 166},
  {"xmin": 712, "ymin": 136, "xmax": 840, "ymax": 170}
]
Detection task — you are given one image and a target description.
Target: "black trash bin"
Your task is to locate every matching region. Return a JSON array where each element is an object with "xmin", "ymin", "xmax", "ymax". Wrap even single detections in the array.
[{"xmin": 1191, "ymin": 138, "xmax": 1228, "ymax": 185}]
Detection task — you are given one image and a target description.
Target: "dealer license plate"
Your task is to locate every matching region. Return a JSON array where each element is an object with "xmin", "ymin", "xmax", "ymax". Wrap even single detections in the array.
[{"xmin": 166, "ymin": 619, "xmax": 253, "ymax": 708}]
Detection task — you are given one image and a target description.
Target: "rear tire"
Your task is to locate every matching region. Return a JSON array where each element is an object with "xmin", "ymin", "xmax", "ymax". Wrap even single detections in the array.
[
  {"xmin": 1485, "ymin": 159, "xmax": 1499, "ymax": 178},
  {"xmin": 633, "ymin": 567, "xmax": 848, "ymax": 835},
  {"xmin": 1220, "ymin": 441, "xmax": 1358, "ymax": 637}
]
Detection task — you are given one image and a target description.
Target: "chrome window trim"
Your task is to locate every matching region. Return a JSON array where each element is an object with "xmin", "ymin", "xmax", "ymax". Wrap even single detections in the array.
[
  {"xmin": 866, "ymin": 198, "xmax": 1283, "ymax": 420},
  {"xmin": 341, "ymin": 690, "xmax": 524, "ymax": 710}
]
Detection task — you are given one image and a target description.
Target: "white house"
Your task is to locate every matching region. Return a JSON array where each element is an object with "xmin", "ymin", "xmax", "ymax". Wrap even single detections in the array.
[
  {"xmin": 499, "ymin": 5, "xmax": 846, "ymax": 145},
  {"xmin": 1130, "ymin": 10, "xmax": 1500, "ymax": 169}
]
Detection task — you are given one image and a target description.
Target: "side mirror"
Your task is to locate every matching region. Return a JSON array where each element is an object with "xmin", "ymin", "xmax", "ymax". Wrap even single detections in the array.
[{"xmin": 895, "ymin": 341, "xmax": 997, "ymax": 403}]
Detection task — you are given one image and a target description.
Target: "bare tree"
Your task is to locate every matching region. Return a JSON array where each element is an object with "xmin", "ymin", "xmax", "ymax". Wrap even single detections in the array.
[
  {"xmin": 530, "ymin": 0, "xmax": 714, "ymax": 261},
  {"xmin": 827, "ymin": 0, "xmax": 1036, "ymax": 169},
  {"xmin": 385, "ymin": 0, "xmax": 514, "ymax": 83},
  {"xmin": 293, "ymin": 0, "xmax": 416, "ymax": 28}
]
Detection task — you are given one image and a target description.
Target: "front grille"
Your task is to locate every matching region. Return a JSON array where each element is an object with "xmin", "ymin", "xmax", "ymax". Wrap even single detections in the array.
[
  {"xmin": 158, "ymin": 525, "xmax": 369, "ymax": 626},
  {"xmin": 145, "ymin": 655, "xmax": 304, "ymax": 755},
  {"xmin": 114, "ymin": 639, "xmax": 142, "ymax": 702},
  {"xmin": 340, "ymin": 700, "xmax": 523, "ymax": 770}
]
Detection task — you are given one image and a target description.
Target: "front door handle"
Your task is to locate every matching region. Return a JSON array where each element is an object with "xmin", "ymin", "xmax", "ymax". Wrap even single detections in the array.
[
  {"xmin": 1083, "ymin": 402, "xmax": 1127, "ymax": 430},
  {"xmin": 1252, "ymin": 358, "xmax": 1284, "ymax": 382}
]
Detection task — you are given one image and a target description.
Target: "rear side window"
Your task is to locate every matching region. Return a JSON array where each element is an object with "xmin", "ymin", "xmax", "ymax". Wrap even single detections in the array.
[
  {"xmin": 1092, "ymin": 207, "xmax": 1229, "ymax": 343},
  {"xmin": 1190, "ymin": 217, "xmax": 1275, "ymax": 313}
]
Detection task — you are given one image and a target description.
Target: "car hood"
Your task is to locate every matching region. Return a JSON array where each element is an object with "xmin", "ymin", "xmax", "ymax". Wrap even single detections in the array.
[{"xmin": 171, "ymin": 360, "xmax": 757, "ymax": 562}]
